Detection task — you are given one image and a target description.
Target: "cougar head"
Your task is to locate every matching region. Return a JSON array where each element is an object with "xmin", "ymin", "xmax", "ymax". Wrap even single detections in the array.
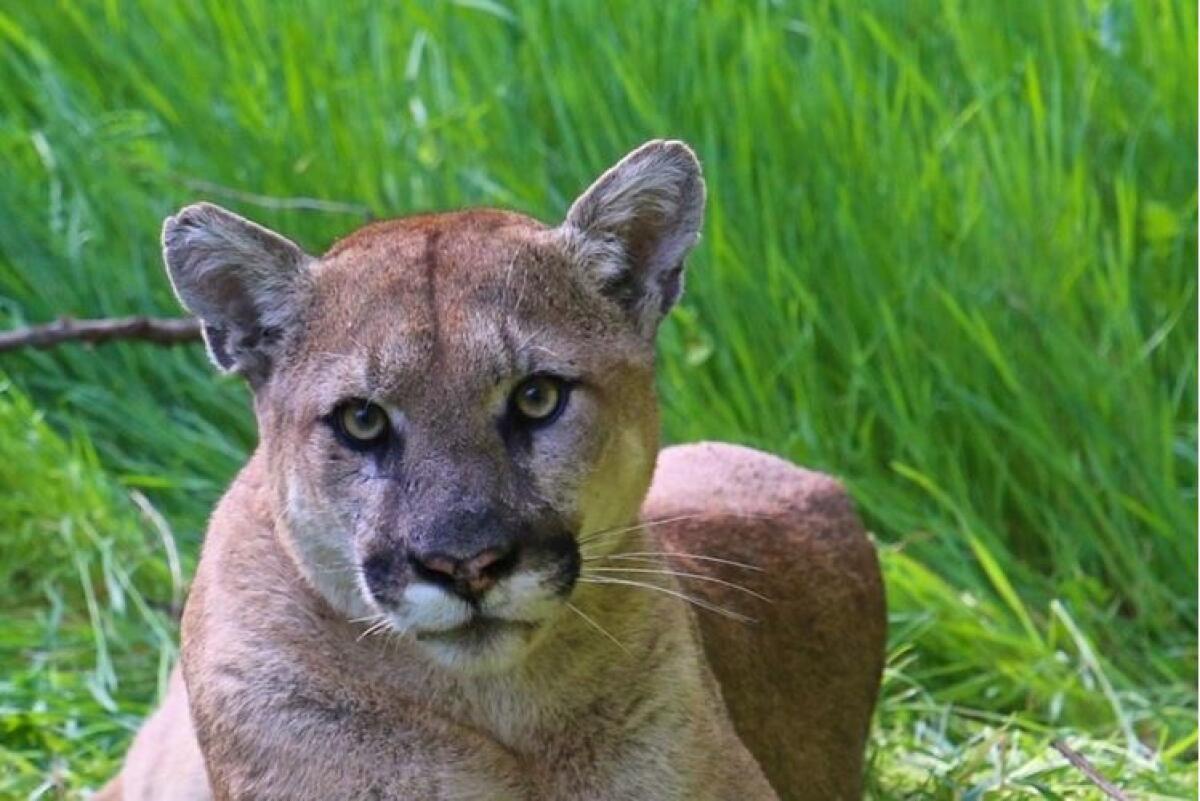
[{"xmin": 163, "ymin": 141, "xmax": 705, "ymax": 672}]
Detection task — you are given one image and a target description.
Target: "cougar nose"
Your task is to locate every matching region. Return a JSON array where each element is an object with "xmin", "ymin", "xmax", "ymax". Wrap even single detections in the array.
[{"xmin": 407, "ymin": 545, "xmax": 520, "ymax": 600}]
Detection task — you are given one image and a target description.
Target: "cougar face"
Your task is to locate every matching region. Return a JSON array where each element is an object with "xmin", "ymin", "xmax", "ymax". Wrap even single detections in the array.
[
  {"xmin": 163, "ymin": 141, "xmax": 704, "ymax": 672},
  {"xmin": 265, "ymin": 214, "xmax": 661, "ymax": 671}
]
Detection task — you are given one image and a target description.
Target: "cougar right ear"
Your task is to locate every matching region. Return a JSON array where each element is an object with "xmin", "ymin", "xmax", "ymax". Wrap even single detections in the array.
[
  {"xmin": 162, "ymin": 203, "xmax": 313, "ymax": 385},
  {"xmin": 558, "ymin": 140, "xmax": 705, "ymax": 338}
]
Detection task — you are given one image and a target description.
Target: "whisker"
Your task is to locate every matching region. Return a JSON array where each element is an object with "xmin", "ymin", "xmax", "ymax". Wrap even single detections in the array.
[
  {"xmin": 565, "ymin": 601, "xmax": 631, "ymax": 655},
  {"xmin": 578, "ymin": 511, "xmax": 774, "ymax": 550},
  {"xmin": 585, "ymin": 566, "xmax": 771, "ymax": 602},
  {"xmin": 586, "ymin": 551, "xmax": 764, "ymax": 572},
  {"xmin": 579, "ymin": 576, "xmax": 755, "ymax": 623},
  {"xmin": 577, "ymin": 514, "xmax": 710, "ymax": 547},
  {"xmin": 356, "ymin": 617, "xmax": 392, "ymax": 643}
]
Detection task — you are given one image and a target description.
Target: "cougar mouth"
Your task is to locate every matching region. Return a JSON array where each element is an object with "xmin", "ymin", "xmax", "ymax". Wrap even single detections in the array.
[
  {"xmin": 411, "ymin": 613, "xmax": 542, "ymax": 672},
  {"xmin": 416, "ymin": 615, "xmax": 538, "ymax": 645}
]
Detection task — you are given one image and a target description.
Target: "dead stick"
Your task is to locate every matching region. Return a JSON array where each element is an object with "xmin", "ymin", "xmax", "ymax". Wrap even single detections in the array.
[
  {"xmin": 0, "ymin": 316, "xmax": 202, "ymax": 353},
  {"xmin": 179, "ymin": 177, "xmax": 373, "ymax": 219},
  {"xmin": 1051, "ymin": 739, "xmax": 1133, "ymax": 801}
]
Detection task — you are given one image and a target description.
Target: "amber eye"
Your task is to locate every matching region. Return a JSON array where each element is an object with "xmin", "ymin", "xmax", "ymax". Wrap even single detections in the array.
[
  {"xmin": 334, "ymin": 401, "xmax": 389, "ymax": 447},
  {"xmin": 511, "ymin": 376, "xmax": 567, "ymax": 424}
]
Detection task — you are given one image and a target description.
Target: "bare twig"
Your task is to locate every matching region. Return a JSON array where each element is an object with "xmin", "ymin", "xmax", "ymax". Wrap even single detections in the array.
[
  {"xmin": 1051, "ymin": 740, "xmax": 1133, "ymax": 801},
  {"xmin": 179, "ymin": 176, "xmax": 373, "ymax": 219},
  {"xmin": 0, "ymin": 316, "xmax": 201, "ymax": 353}
]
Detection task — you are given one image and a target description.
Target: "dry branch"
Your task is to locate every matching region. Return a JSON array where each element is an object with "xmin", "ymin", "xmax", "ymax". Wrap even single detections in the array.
[
  {"xmin": 0, "ymin": 316, "xmax": 201, "ymax": 354},
  {"xmin": 1051, "ymin": 740, "xmax": 1133, "ymax": 801},
  {"xmin": 178, "ymin": 176, "xmax": 374, "ymax": 219}
]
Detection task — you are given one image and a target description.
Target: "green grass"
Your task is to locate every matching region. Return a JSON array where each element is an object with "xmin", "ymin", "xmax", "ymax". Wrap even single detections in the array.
[{"xmin": 0, "ymin": 0, "xmax": 1194, "ymax": 797}]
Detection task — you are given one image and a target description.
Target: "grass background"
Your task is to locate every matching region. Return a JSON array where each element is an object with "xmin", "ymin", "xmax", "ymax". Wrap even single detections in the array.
[{"xmin": 0, "ymin": 0, "xmax": 1195, "ymax": 797}]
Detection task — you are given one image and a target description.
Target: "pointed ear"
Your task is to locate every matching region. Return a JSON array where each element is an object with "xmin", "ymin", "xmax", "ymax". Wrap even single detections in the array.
[
  {"xmin": 162, "ymin": 202, "xmax": 313, "ymax": 384},
  {"xmin": 559, "ymin": 139, "xmax": 705, "ymax": 337}
]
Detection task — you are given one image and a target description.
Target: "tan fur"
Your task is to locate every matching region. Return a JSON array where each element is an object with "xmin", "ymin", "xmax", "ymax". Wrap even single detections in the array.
[{"xmin": 100, "ymin": 142, "xmax": 884, "ymax": 799}]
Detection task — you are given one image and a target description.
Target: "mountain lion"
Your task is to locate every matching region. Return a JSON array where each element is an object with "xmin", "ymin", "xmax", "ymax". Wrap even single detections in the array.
[{"xmin": 98, "ymin": 141, "xmax": 885, "ymax": 800}]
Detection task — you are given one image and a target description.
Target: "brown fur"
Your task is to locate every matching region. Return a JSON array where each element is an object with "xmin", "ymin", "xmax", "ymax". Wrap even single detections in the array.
[
  {"xmin": 99, "ymin": 142, "xmax": 884, "ymax": 799},
  {"xmin": 649, "ymin": 444, "xmax": 886, "ymax": 800}
]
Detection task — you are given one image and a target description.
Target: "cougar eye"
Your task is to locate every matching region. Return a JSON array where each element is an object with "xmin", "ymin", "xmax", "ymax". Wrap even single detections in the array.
[
  {"xmin": 332, "ymin": 400, "xmax": 389, "ymax": 448},
  {"xmin": 510, "ymin": 376, "xmax": 568, "ymax": 425}
]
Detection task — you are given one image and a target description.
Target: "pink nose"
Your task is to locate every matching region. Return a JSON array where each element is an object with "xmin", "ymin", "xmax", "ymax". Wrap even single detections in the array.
[{"xmin": 408, "ymin": 546, "xmax": 518, "ymax": 599}]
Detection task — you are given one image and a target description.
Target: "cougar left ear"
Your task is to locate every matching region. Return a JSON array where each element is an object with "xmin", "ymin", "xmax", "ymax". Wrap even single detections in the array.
[
  {"xmin": 162, "ymin": 202, "xmax": 313, "ymax": 386},
  {"xmin": 559, "ymin": 140, "xmax": 706, "ymax": 337}
]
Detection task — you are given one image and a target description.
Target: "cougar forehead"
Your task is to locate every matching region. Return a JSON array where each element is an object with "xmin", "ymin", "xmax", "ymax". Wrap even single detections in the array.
[{"xmin": 281, "ymin": 209, "xmax": 648, "ymax": 408}]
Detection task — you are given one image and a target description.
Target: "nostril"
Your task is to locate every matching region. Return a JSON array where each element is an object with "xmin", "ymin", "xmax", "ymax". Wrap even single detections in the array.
[
  {"xmin": 471, "ymin": 545, "xmax": 520, "ymax": 582},
  {"xmin": 407, "ymin": 552, "xmax": 458, "ymax": 588},
  {"xmin": 461, "ymin": 546, "xmax": 520, "ymax": 596}
]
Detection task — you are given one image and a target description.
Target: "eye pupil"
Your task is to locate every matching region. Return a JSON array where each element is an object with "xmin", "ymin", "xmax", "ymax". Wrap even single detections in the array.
[
  {"xmin": 336, "ymin": 401, "xmax": 388, "ymax": 446},
  {"xmin": 512, "ymin": 376, "xmax": 565, "ymax": 423}
]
